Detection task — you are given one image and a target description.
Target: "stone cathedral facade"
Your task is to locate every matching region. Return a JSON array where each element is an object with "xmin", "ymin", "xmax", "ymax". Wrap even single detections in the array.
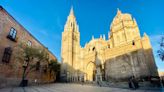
[{"xmin": 60, "ymin": 7, "xmax": 158, "ymax": 82}]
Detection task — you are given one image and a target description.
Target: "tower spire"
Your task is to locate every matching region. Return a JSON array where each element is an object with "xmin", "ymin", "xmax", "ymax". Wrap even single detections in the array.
[
  {"xmin": 70, "ymin": 6, "xmax": 74, "ymax": 16},
  {"xmin": 103, "ymin": 34, "xmax": 106, "ymax": 40},
  {"xmin": 92, "ymin": 35, "xmax": 94, "ymax": 40},
  {"xmin": 117, "ymin": 8, "xmax": 122, "ymax": 16}
]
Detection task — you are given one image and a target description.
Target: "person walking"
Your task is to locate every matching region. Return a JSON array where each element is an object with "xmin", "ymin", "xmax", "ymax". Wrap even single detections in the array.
[
  {"xmin": 128, "ymin": 77, "xmax": 132, "ymax": 88},
  {"xmin": 128, "ymin": 76, "xmax": 139, "ymax": 89},
  {"xmin": 132, "ymin": 76, "xmax": 139, "ymax": 89}
]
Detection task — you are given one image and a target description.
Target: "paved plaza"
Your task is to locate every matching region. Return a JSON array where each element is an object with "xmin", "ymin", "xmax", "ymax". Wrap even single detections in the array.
[{"xmin": 0, "ymin": 83, "xmax": 163, "ymax": 92}]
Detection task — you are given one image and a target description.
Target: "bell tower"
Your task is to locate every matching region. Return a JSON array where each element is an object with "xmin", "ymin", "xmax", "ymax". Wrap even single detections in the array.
[{"xmin": 61, "ymin": 6, "xmax": 80, "ymax": 81}]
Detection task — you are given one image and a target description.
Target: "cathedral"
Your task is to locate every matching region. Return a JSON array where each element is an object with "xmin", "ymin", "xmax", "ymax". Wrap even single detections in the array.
[{"xmin": 60, "ymin": 7, "xmax": 158, "ymax": 82}]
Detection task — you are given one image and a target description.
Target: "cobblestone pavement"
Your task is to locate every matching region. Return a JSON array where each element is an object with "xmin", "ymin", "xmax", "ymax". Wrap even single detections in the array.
[{"xmin": 0, "ymin": 83, "xmax": 163, "ymax": 92}]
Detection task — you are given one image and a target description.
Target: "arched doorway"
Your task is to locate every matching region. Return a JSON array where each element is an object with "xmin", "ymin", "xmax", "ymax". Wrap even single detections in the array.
[{"xmin": 86, "ymin": 61, "xmax": 96, "ymax": 81}]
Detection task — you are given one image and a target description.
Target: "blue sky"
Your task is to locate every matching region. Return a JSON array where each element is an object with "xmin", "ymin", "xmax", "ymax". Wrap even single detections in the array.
[{"xmin": 0, "ymin": 0, "xmax": 164, "ymax": 71}]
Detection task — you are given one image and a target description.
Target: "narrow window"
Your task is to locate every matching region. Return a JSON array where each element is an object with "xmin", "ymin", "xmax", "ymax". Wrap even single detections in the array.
[
  {"xmin": 92, "ymin": 47, "xmax": 95, "ymax": 51},
  {"xmin": 71, "ymin": 22, "xmax": 72, "ymax": 27},
  {"xmin": 2, "ymin": 47, "xmax": 12, "ymax": 63},
  {"xmin": 132, "ymin": 40, "xmax": 135, "ymax": 45}
]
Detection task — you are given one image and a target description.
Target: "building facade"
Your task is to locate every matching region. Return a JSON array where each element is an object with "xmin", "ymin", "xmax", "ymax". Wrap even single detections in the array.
[
  {"xmin": 0, "ymin": 6, "xmax": 57, "ymax": 87},
  {"xmin": 61, "ymin": 8, "xmax": 158, "ymax": 82}
]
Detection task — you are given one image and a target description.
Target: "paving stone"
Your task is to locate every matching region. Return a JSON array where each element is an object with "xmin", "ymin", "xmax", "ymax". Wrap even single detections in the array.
[{"xmin": 0, "ymin": 83, "xmax": 163, "ymax": 92}]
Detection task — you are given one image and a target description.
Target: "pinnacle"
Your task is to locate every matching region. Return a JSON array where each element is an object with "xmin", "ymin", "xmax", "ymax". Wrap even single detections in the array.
[
  {"xmin": 70, "ymin": 6, "xmax": 74, "ymax": 15},
  {"xmin": 92, "ymin": 35, "xmax": 94, "ymax": 40},
  {"xmin": 117, "ymin": 8, "xmax": 122, "ymax": 15}
]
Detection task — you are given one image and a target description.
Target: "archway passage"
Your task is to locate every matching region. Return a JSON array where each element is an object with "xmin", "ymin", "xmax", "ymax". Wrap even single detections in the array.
[{"xmin": 86, "ymin": 61, "xmax": 96, "ymax": 81}]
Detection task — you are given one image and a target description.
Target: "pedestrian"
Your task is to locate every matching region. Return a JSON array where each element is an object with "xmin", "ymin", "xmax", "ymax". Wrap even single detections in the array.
[
  {"xmin": 34, "ymin": 79, "xmax": 38, "ymax": 85},
  {"xmin": 131, "ymin": 76, "xmax": 136, "ymax": 89},
  {"xmin": 132, "ymin": 77, "xmax": 139, "ymax": 89},
  {"xmin": 128, "ymin": 76, "xmax": 139, "ymax": 90},
  {"xmin": 97, "ymin": 80, "xmax": 99, "ymax": 85},
  {"xmin": 128, "ymin": 77, "xmax": 132, "ymax": 88},
  {"xmin": 81, "ymin": 78, "xmax": 84, "ymax": 85}
]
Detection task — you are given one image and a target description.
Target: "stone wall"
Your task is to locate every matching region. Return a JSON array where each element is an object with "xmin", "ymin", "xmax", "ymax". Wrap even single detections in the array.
[{"xmin": 105, "ymin": 49, "xmax": 157, "ymax": 81}]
